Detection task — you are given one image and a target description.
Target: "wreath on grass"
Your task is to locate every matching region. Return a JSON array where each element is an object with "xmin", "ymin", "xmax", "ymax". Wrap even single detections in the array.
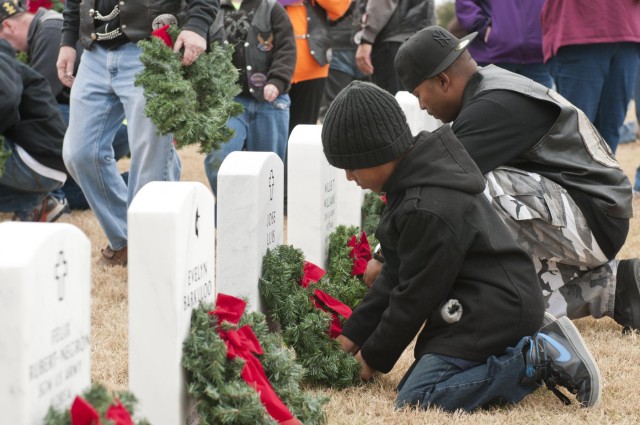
[
  {"xmin": 259, "ymin": 225, "xmax": 375, "ymax": 388},
  {"xmin": 182, "ymin": 294, "xmax": 327, "ymax": 425},
  {"xmin": 135, "ymin": 25, "xmax": 243, "ymax": 153},
  {"xmin": 44, "ymin": 383, "xmax": 148, "ymax": 425}
]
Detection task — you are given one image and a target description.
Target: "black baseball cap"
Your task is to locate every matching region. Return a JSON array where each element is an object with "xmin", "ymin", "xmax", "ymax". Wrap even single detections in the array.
[
  {"xmin": 0, "ymin": 0, "xmax": 24, "ymax": 23},
  {"xmin": 395, "ymin": 26, "xmax": 477, "ymax": 92}
]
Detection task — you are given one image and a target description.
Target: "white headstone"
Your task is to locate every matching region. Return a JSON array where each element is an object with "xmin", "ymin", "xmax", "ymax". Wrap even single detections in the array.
[
  {"xmin": 335, "ymin": 170, "xmax": 364, "ymax": 228},
  {"xmin": 216, "ymin": 151, "xmax": 284, "ymax": 312},
  {"xmin": 287, "ymin": 124, "xmax": 338, "ymax": 268},
  {"xmin": 396, "ymin": 91, "xmax": 442, "ymax": 135},
  {"xmin": 128, "ymin": 181, "xmax": 216, "ymax": 425},
  {"xmin": 0, "ymin": 222, "xmax": 91, "ymax": 424}
]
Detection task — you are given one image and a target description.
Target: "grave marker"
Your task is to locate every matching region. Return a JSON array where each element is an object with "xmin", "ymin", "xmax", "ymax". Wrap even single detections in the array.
[
  {"xmin": 128, "ymin": 181, "xmax": 215, "ymax": 425},
  {"xmin": 396, "ymin": 91, "xmax": 441, "ymax": 135},
  {"xmin": 287, "ymin": 124, "xmax": 337, "ymax": 268},
  {"xmin": 0, "ymin": 222, "xmax": 91, "ymax": 424},
  {"xmin": 335, "ymin": 171, "xmax": 364, "ymax": 228},
  {"xmin": 216, "ymin": 151, "xmax": 284, "ymax": 312}
]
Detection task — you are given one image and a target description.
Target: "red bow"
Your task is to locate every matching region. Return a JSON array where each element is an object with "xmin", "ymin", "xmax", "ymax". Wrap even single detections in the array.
[
  {"xmin": 26, "ymin": 0, "xmax": 52, "ymax": 13},
  {"xmin": 151, "ymin": 24, "xmax": 173, "ymax": 48},
  {"xmin": 70, "ymin": 396, "xmax": 134, "ymax": 425},
  {"xmin": 299, "ymin": 262, "xmax": 352, "ymax": 338},
  {"xmin": 347, "ymin": 232, "xmax": 372, "ymax": 276},
  {"xmin": 380, "ymin": 194, "xmax": 387, "ymax": 204},
  {"xmin": 211, "ymin": 294, "xmax": 300, "ymax": 425}
]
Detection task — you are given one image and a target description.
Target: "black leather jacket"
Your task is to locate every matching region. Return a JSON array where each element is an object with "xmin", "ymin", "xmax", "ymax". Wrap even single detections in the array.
[{"xmin": 61, "ymin": 0, "xmax": 218, "ymax": 49}]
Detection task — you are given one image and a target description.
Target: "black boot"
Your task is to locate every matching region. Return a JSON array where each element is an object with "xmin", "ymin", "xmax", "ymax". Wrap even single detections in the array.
[{"xmin": 614, "ymin": 259, "xmax": 640, "ymax": 334}]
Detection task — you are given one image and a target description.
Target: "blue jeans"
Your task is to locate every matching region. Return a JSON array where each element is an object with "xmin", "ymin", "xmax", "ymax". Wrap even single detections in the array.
[
  {"xmin": 483, "ymin": 62, "xmax": 553, "ymax": 89},
  {"xmin": 549, "ymin": 42, "xmax": 640, "ymax": 153},
  {"xmin": 63, "ymin": 43, "xmax": 181, "ymax": 250},
  {"xmin": 56, "ymin": 103, "xmax": 131, "ymax": 210},
  {"xmin": 396, "ymin": 337, "xmax": 538, "ymax": 412},
  {"xmin": 0, "ymin": 141, "xmax": 62, "ymax": 212},
  {"xmin": 204, "ymin": 93, "xmax": 290, "ymax": 195}
]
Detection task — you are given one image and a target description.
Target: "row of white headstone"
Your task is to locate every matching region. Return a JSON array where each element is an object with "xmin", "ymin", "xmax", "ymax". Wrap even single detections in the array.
[{"xmin": 0, "ymin": 94, "xmax": 440, "ymax": 425}]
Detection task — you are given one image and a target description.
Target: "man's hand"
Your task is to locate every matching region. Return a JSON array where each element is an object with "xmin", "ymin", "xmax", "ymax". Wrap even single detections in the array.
[
  {"xmin": 174, "ymin": 30, "xmax": 206, "ymax": 66},
  {"xmin": 336, "ymin": 334, "xmax": 360, "ymax": 355},
  {"xmin": 356, "ymin": 43, "xmax": 374, "ymax": 75},
  {"xmin": 363, "ymin": 258, "xmax": 383, "ymax": 288},
  {"xmin": 356, "ymin": 351, "xmax": 375, "ymax": 381},
  {"xmin": 263, "ymin": 83, "xmax": 280, "ymax": 102},
  {"xmin": 57, "ymin": 46, "xmax": 77, "ymax": 88}
]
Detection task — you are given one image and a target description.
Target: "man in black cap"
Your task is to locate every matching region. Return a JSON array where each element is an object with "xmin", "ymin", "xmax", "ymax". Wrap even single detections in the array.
[
  {"xmin": 321, "ymin": 80, "xmax": 600, "ymax": 411},
  {"xmin": 389, "ymin": 25, "xmax": 640, "ymax": 335}
]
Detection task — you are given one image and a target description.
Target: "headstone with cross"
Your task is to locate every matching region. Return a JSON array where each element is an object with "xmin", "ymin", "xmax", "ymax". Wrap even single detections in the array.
[
  {"xmin": 128, "ymin": 181, "xmax": 216, "ymax": 425},
  {"xmin": 395, "ymin": 91, "xmax": 441, "ymax": 136},
  {"xmin": 216, "ymin": 151, "xmax": 284, "ymax": 312},
  {"xmin": 0, "ymin": 222, "xmax": 91, "ymax": 424},
  {"xmin": 287, "ymin": 124, "xmax": 338, "ymax": 268}
]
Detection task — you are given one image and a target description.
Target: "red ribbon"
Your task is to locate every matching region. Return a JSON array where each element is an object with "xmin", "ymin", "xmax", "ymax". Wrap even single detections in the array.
[
  {"xmin": 211, "ymin": 294, "xmax": 301, "ymax": 425},
  {"xmin": 70, "ymin": 396, "xmax": 134, "ymax": 425},
  {"xmin": 347, "ymin": 231, "xmax": 372, "ymax": 276},
  {"xmin": 299, "ymin": 262, "xmax": 353, "ymax": 338},
  {"xmin": 26, "ymin": 0, "xmax": 53, "ymax": 13},
  {"xmin": 151, "ymin": 24, "xmax": 173, "ymax": 48},
  {"xmin": 380, "ymin": 194, "xmax": 387, "ymax": 204}
]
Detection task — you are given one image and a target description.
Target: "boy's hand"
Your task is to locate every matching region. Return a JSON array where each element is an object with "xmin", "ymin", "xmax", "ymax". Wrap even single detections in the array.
[
  {"xmin": 336, "ymin": 334, "xmax": 359, "ymax": 354},
  {"xmin": 263, "ymin": 84, "xmax": 280, "ymax": 102},
  {"xmin": 363, "ymin": 258, "xmax": 383, "ymax": 288},
  {"xmin": 356, "ymin": 351, "xmax": 375, "ymax": 380}
]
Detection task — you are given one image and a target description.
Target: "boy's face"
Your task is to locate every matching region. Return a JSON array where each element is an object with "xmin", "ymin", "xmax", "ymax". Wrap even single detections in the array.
[{"xmin": 344, "ymin": 161, "xmax": 398, "ymax": 193}]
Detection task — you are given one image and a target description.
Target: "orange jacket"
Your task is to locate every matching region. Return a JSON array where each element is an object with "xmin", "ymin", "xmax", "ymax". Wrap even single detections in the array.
[{"xmin": 286, "ymin": 0, "xmax": 350, "ymax": 83}]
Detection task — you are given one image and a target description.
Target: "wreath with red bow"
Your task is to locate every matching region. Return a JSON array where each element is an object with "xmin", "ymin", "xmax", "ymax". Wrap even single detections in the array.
[
  {"xmin": 135, "ymin": 25, "xmax": 243, "ymax": 153},
  {"xmin": 182, "ymin": 294, "xmax": 327, "ymax": 425},
  {"xmin": 259, "ymin": 225, "xmax": 375, "ymax": 388},
  {"xmin": 44, "ymin": 383, "xmax": 148, "ymax": 425}
]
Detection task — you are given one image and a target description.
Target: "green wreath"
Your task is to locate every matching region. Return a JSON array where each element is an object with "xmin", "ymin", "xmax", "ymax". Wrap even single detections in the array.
[
  {"xmin": 135, "ymin": 26, "xmax": 243, "ymax": 153},
  {"xmin": 182, "ymin": 300, "xmax": 327, "ymax": 425},
  {"xmin": 259, "ymin": 225, "xmax": 377, "ymax": 388}
]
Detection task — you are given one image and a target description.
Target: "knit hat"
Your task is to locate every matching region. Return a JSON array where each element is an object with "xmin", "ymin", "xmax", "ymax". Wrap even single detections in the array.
[
  {"xmin": 321, "ymin": 81, "xmax": 413, "ymax": 170},
  {"xmin": 0, "ymin": 0, "xmax": 24, "ymax": 23},
  {"xmin": 395, "ymin": 26, "xmax": 477, "ymax": 92}
]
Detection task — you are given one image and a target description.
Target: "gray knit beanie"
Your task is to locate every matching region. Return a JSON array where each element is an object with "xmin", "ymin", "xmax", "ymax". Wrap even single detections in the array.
[{"xmin": 321, "ymin": 81, "xmax": 414, "ymax": 169}]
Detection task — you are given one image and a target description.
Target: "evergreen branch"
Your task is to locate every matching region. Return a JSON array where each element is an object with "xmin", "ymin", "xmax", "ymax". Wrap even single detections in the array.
[{"xmin": 135, "ymin": 26, "xmax": 243, "ymax": 153}]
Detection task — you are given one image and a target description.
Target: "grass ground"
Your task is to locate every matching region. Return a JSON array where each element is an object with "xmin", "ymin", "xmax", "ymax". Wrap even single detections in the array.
[{"xmin": 2, "ymin": 133, "xmax": 639, "ymax": 424}]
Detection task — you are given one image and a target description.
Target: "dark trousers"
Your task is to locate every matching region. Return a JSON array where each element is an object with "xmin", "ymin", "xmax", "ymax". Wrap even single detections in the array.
[
  {"xmin": 371, "ymin": 41, "xmax": 403, "ymax": 95},
  {"xmin": 288, "ymin": 77, "xmax": 326, "ymax": 135}
]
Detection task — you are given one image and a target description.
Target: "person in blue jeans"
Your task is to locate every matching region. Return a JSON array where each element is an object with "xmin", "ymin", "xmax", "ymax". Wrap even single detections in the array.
[
  {"xmin": 541, "ymin": 0, "xmax": 640, "ymax": 154},
  {"xmin": 321, "ymin": 81, "xmax": 601, "ymax": 411},
  {"xmin": 204, "ymin": 0, "xmax": 296, "ymax": 197},
  {"xmin": 58, "ymin": 0, "xmax": 218, "ymax": 266},
  {"xmin": 0, "ymin": 40, "xmax": 68, "ymax": 222},
  {"xmin": 0, "ymin": 1, "xmax": 130, "ymax": 210}
]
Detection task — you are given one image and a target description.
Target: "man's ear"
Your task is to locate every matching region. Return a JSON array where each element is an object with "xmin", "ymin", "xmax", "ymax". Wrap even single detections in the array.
[{"xmin": 437, "ymin": 72, "xmax": 452, "ymax": 91}]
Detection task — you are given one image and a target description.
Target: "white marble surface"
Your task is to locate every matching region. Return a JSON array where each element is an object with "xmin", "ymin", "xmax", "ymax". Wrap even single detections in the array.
[
  {"xmin": 287, "ymin": 124, "xmax": 338, "ymax": 268},
  {"xmin": 128, "ymin": 181, "xmax": 215, "ymax": 425},
  {"xmin": 217, "ymin": 151, "xmax": 284, "ymax": 313},
  {"xmin": 395, "ymin": 91, "xmax": 442, "ymax": 135},
  {"xmin": 0, "ymin": 222, "xmax": 91, "ymax": 424},
  {"xmin": 335, "ymin": 169, "xmax": 364, "ymax": 228}
]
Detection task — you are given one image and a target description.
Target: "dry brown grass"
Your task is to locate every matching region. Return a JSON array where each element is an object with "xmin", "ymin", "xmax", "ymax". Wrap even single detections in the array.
[{"xmin": 2, "ymin": 138, "xmax": 639, "ymax": 423}]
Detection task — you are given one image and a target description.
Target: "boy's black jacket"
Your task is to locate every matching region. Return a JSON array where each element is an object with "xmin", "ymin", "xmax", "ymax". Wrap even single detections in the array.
[{"xmin": 341, "ymin": 125, "xmax": 544, "ymax": 373}]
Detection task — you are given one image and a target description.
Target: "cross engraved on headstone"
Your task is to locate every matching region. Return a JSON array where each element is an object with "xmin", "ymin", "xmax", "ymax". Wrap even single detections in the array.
[
  {"xmin": 268, "ymin": 169, "xmax": 275, "ymax": 201},
  {"xmin": 54, "ymin": 250, "xmax": 68, "ymax": 302}
]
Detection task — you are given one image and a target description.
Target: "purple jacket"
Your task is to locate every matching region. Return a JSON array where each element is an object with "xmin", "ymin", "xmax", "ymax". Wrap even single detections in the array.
[{"xmin": 456, "ymin": 0, "xmax": 545, "ymax": 65}]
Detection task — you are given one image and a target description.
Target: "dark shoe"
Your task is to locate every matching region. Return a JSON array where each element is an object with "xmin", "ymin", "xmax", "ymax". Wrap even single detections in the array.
[
  {"xmin": 523, "ymin": 316, "xmax": 601, "ymax": 407},
  {"xmin": 12, "ymin": 195, "xmax": 69, "ymax": 223},
  {"xmin": 614, "ymin": 259, "xmax": 640, "ymax": 334},
  {"xmin": 101, "ymin": 245, "xmax": 128, "ymax": 267}
]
